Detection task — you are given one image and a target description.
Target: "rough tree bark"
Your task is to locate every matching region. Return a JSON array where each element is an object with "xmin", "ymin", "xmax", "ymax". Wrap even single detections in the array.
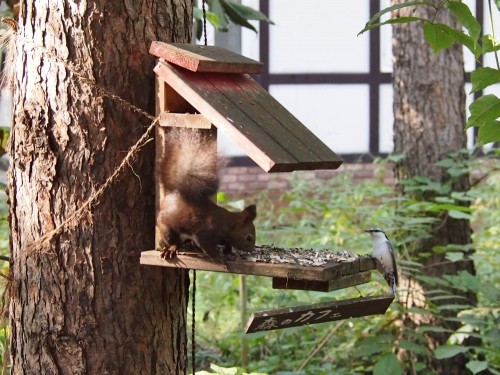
[
  {"xmin": 8, "ymin": 1, "xmax": 192, "ymax": 373},
  {"xmin": 392, "ymin": 0, "xmax": 476, "ymax": 372}
]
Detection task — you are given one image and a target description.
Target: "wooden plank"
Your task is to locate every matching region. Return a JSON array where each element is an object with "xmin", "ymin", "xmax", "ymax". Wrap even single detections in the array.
[
  {"xmin": 140, "ymin": 250, "xmax": 343, "ymax": 281},
  {"xmin": 154, "ymin": 61, "xmax": 343, "ymax": 172},
  {"xmin": 202, "ymin": 73, "xmax": 324, "ymax": 165},
  {"xmin": 140, "ymin": 250, "xmax": 376, "ymax": 281},
  {"xmin": 155, "ymin": 77, "xmax": 167, "ymax": 247},
  {"xmin": 230, "ymin": 74, "xmax": 343, "ymax": 168},
  {"xmin": 360, "ymin": 255, "xmax": 377, "ymax": 271},
  {"xmin": 150, "ymin": 41, "xmax": 263, "ymax": 74},
  {"xmin": 272, "ymin": 271, "xmax": 372, "ymax": 292},
  {"xmin": 245, "ymin": 295, "xmax": 394, "ymax": 334},
  {"xmin": 156, "ymin": 79, "xmax": 195, "ymax": 114},
  {"xmin": 158, "ymin": 112, "xmax": 212, "ymax": 129}
]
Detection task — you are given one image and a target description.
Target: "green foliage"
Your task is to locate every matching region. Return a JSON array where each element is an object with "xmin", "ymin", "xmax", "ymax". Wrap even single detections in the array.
[
  {"xmin": 193, "ymin": 0, "xmax": 273, "ymax": 40},
  {"xmin": 192, "ymin": 152, "xmax": 500, "ymax": 374},
  {"xmin": 360, "ymin": 1, "xmax": 500, "ymax": 145},
  {"xmin": 373, "ymin": 353, "xmax": 402, "ymax": 375}
]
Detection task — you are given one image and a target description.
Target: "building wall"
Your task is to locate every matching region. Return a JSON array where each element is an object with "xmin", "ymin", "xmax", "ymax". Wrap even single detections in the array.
[{"xmin": 220, "ymin": 162, "xmax": 395, "ymax": 198}]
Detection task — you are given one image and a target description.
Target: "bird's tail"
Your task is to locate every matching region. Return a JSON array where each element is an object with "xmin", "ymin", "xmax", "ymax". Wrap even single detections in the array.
[
  {"xmin": 388, "ymin": 284, "xmax": 397, "ymax": 295},
  {"xmin": 384, "ymin": 272, "xmax": 397, "ymax": 295}
]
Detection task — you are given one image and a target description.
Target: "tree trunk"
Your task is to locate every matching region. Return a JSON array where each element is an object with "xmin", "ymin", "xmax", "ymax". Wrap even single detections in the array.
[
  {"xmin": 8, "ymin": 1, "xmax": 192, "ymax": 373},
  {"xmin": 392, "ymin": 1, "xmax": 476, "ymax": 372}
]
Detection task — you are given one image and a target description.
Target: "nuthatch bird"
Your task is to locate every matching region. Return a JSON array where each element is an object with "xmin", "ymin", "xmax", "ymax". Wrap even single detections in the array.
[{"xmin": 365, "ymin": 228, "xmax": 398, "ymax": 294}]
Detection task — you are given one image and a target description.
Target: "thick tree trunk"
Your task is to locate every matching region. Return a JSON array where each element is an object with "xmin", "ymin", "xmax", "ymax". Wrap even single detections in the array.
[
  {"xmin": 392, "ymin": 1, "xmax": 476, "ymax": 372},
  {"xmin": 8, "ymin": 1, "xmax": 192, "ymax": 373}
]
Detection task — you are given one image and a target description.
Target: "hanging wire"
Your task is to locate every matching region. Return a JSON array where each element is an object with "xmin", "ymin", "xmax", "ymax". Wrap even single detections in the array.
[
  {"xmin": 191, "ymin": 269, "xmax": 196, "ymax": 374},
  {"xmin": 201, "ymin": 0, "xmax": 208, "ymax": 46}
]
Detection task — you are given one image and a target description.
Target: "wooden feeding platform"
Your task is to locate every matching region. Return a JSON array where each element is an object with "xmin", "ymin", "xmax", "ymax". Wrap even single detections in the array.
[
  {"xmin": 140, "ymin": 245, "xmax": 395, "ymax": 333},
  {"xmin": 142, "ymin": 41, "xmax": 396, "ymax": 331},
  {"xmin": 140, "ymin": 245, "xmax": 378, "ymax": 293}
]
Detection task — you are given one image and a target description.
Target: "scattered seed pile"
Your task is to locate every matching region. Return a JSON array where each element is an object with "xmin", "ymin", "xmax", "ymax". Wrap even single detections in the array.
[
  {"xmin": 175, "ymin": 243, "xmax": 372, "ymax": 267},
  {"xmin": 231, "ymin": 245, "xmax": 361, "ymax": 267}
]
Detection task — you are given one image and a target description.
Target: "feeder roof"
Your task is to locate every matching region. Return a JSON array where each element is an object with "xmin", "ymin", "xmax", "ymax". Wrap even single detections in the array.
[{"xmin": 151, "ymin": 41, "xmax": 343, "ymax": 173}]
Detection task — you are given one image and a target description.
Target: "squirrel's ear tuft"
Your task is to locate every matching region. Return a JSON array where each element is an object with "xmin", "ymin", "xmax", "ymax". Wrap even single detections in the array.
[{"xmin": 243, "ymin": 204, "xmax": 257, "ymax": 222}]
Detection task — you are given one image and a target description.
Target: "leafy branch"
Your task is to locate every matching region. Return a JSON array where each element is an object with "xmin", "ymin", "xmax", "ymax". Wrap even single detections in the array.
[
  {"xmin": 193, "ymin": 0, "xmax": 273, "ymax": 40},
  {"xmin": 360, "ymin": 0, "xmax": 500, "ymax": 145}
]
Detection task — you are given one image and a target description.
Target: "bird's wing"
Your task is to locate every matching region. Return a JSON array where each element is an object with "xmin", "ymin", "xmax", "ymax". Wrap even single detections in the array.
[{"xmin": 386, "ymin": 239, "xmax": 399, "ymax": 286}]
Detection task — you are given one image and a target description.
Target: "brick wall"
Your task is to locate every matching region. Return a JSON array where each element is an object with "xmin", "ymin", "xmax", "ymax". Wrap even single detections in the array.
[{"xmin": 220, "ymin": 162, "xmax": 395, "ymax": 197}]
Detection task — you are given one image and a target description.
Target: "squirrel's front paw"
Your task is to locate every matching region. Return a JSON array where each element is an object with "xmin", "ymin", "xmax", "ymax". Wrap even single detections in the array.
[{"xmin": 160, "ymin": 245, "xmax": 178, "ymax": 260}]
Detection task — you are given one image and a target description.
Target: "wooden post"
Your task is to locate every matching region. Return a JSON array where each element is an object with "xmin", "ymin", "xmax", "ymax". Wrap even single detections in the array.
[{"xmin": 239, "ymin": 275, "xmax": 249, "ymax": 366}]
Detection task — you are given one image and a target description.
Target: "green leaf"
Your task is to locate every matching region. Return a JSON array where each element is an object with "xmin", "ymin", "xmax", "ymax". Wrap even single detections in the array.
[
  {"xmin": 447, "ymin": 2, "xmax": 481, "ymax": 42},
  {"xmin": 194, "ymin": 7, "xmax": 220, "ymax": 26},
  {"xmin": 415, "ymin": 275, "xmax": 451, "ymax": 288},
  {"xmin": 223, "ymin": 0, "xmax": 273, "ymax": 23},
  {"xmin": 450, "ymin": 191, "xmax": 474, "ymax": 202},
  {"xmin": 207, "ymin": 0, "xmax": 230, "ymax": 31},
  {"xmin": 477, "ymin": 120, "xmax": 500, "ymax": 145},
  {"xmin": 477, "ymin": 282, "xmax": 500, "ymax": 301},
  {"xmin": 448, "ymin": 210, "xmax": 472, "ymax": 220},
  {"xmin": 418, "ymin": 326, "xmax": 453, "ymax": 334},
  {"xmin": 444, "ymin": 270, "xmax": 478, "ymax": 288},
  {"xmin": 221, "ymin": 1, "xmax": 256, "ymax": 32},
  {"xmin": 446, "ymin": 252, "xmax": 464, "ymax": 262},
  {"xmin": 470, "ymin": 67, "xmax": 500, "ymax": 93},
  {"xmin": 193, "ymin": 7, "xmax": 203, "ymax": 20},
  {"xmin": 434, "ymin": 196, "xmax": 454, "ymax": 204},
  {"xmin": 356, "ymin": 335, "xmax": 393, "ymax": 357},
  {"xmin": 482, "ymin": 34, "xmax": 500, "ymax": 53},
  {"xmin": 373, "ymin": 353, "xmax": 403, "ymax": 375},
  {"xmin": 437, "ymin": 303, "xmax": 473, "ymax": 311},
  {"xmin": 407, "ymin": 306, "xmax": 435, "ymax": 315},
  {"xmin": 435, "ymin": 158, "xmax": 455, "ymax": 168},
  {"xmin": 434, "ymin": 345, "xmax": 469, "ymax": 359},
  {"xmin": 194, "ymin": 17, "xmax": 203, "ymax": 40},
  {"xmin": 358, "ymin": 1, "xmax": 434, "ymax": 35},
  {"xmin": 467, "ymin": 95, "xmax": 500, "ymax": 127},
  {"xmin": 432, "ymin": 23, "xmax": 482, "ymax": 58},
  {"xmin": 433, "ymin": 203, "xmax": 472, "ymax": 213},
  {"xmin": 386, "ymin": 153, "xmax": 405, "ymax": 163},
  {"xmin": 220, "ymin": 1, "xmax": 273, "ymax": 33},
  {"xmin": 358, "ymin": 16, "xmax": 424, "ymax": 34},
  {"xmin": 423, "ymin": 22, "xmax": 456, "ymax": 53},
  {"xmin": 398, "ymin": 340, "xmax": 428, "ymax": 356},
  {"xmin": 466, "ymin": 360, "xmax": 489, "ymax": 374}
]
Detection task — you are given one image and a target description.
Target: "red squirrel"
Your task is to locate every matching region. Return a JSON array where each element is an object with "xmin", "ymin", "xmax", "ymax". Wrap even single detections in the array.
[{"xmin": 156, "ymin": 128, "xmax": 257, "ymax": 262}]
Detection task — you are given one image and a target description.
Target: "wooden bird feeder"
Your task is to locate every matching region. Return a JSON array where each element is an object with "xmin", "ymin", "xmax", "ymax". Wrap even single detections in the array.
[{"xmin": 140, "ymin": 42, "xmax": 394, "ymax": 331}]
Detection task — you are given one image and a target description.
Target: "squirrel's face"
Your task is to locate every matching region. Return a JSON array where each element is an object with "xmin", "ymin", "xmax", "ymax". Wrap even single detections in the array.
[
  {"xmin": 229, "ymin": 204, "xmax": 257, "ymax": 252},
  {"xmin": 230, "ymin": 226, "xmax": 256, "ymax": 252}
]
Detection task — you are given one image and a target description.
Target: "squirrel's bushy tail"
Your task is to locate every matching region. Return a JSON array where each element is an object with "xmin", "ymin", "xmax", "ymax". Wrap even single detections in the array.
[{"xmin": 160, "ymin": 128, "xmax": 224, "ymax": 201}]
